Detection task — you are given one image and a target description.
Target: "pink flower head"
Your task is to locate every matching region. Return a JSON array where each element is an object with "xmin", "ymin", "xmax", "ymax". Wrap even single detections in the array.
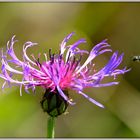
[{"xmin": 0, "ymin": 32, "xmax": 130, "ymax": 108}]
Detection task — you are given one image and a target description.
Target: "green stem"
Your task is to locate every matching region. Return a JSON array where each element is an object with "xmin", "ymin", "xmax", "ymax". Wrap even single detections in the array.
[{"xmin": 47, "ymin": 116, "xmax": 55, "ymax": 138}]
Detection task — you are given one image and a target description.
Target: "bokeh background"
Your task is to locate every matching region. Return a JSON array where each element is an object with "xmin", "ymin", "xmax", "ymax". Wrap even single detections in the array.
[{"xmin": 0, "ymin": 2, "xmax": 139, "ymax": 138}]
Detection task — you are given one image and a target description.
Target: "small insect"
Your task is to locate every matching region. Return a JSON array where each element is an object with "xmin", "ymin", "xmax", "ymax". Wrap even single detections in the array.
[{"xmin": 132, "ymin": 56, "xmax": 140, "ymax": 62}]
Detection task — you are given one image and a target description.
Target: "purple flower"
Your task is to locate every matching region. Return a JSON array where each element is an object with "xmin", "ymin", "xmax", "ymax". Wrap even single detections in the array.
[{"xmin": 0, "ymin": 32, "xmax": 130, "ymax": 108}]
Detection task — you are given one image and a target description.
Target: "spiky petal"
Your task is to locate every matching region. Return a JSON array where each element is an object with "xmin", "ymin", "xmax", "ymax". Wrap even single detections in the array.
[{"xmin": 0, "ymin": 33, "xmax": 130, "ymax": 108}]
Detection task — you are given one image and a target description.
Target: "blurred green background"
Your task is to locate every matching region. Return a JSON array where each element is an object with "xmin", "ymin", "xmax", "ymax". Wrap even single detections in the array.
[{"xmin": 0, "ymin": 2, "xmax": 139, "ymax": 138}]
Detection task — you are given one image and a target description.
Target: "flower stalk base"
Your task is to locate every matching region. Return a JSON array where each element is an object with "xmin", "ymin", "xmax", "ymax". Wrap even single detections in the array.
[{"xmin": 47, "ymin": 116, "xmax": 55, "ymax": 138}]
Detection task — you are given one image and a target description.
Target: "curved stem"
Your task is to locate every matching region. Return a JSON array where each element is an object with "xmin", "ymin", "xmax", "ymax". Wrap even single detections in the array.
[{"xmin": 47, "ymin": 116, "xmax": 55, "ymax": 138}]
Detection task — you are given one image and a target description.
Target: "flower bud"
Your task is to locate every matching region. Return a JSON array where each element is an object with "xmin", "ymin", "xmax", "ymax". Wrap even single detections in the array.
[{"xmin": 40, "ymin": 89, "xmax": 69, "ymax": 117}]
